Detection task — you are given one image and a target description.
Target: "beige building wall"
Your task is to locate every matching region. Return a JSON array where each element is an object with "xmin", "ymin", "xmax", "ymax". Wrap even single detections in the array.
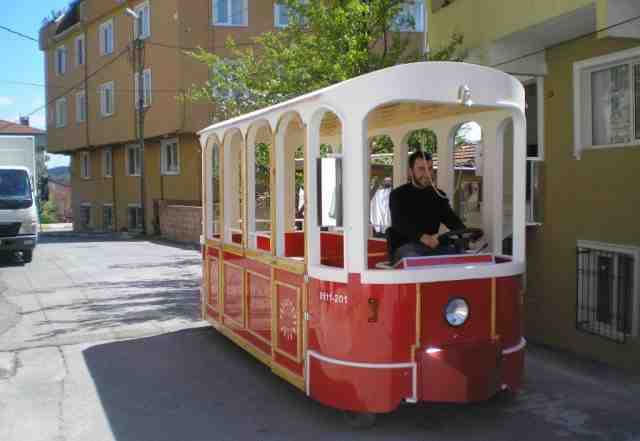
[{"xmin": 525, "ymin": 36, "xmax": 640, "ymax": 371}]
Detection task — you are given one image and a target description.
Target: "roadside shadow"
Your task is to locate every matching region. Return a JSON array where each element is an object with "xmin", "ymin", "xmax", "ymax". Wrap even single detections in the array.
[{"xmin": 27, "ymin": 277, "xmax": 202, "ymax": 343}]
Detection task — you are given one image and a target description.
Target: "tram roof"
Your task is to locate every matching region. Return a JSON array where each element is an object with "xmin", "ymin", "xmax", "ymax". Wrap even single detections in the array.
[{"xmin": 198, "ymin": 61, "xmax": 525, "ymax": 141}]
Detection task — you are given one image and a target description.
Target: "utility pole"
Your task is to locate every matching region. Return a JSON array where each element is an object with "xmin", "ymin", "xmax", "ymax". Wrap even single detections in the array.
[{"xmin": 136, "ymin": 36, "xmax": 146, "ymax": 234}]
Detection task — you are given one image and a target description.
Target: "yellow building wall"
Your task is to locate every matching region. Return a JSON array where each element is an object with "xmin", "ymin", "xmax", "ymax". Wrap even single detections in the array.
[
  {"xmin": 525, "ymin": 36, "xmax": 640, "ymax": 371},
  {"xmin": 427, "ymin": 0, "xmax": 608, "ymax": 51}
]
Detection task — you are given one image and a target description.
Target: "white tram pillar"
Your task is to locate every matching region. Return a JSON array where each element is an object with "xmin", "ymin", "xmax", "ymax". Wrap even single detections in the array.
[{"xmin": 343, "ymin": 113, "xmax": 368, "ymax": 275}]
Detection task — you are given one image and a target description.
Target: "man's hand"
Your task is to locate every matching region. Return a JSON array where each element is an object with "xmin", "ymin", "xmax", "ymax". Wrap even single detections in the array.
[{"xmin": 420, "ymin": 234, "xmax": 439, "ymax": 249}]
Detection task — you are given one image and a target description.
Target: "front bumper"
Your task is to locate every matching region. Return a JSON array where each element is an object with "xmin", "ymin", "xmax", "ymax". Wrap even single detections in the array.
[
  {"xmin": 417, "ymin": 337, "xmax": 524, "ymax": 403},
  {"xmin": 0, "ymin": 235, "xmax": 37, "ymax": 252}
]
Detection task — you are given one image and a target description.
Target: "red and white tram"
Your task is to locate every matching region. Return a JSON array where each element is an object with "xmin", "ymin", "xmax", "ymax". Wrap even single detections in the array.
[{"xmin": 198, "ymin": 62, "xmax": 527, "ymax": 419}]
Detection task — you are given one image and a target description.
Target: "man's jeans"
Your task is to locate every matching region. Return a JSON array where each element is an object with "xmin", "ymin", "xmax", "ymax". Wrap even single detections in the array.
[{"xmin": 392, "ymin": 241, "xmax": 454, "ymax": 265}]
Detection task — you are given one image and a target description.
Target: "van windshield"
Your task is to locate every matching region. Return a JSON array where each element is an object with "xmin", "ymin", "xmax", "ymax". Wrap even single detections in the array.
[{"xmin": 0, "ymin": 169, "xmax": 32, "ymax": 201}]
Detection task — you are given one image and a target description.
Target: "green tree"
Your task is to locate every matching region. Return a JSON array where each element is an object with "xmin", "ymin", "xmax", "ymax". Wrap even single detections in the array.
[
  {"xmin": 187, "ymin": 0, "xmax": 465, "ymax": 121},
  {"xmin": 40, "ymin": 200, "xmax": 59, "ymax": 224}
]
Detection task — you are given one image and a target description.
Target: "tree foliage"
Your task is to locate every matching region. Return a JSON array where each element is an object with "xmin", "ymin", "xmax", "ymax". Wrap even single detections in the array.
[{"xmin": 187, "ymin": 0, "xmax": 465, "ymax": 121}]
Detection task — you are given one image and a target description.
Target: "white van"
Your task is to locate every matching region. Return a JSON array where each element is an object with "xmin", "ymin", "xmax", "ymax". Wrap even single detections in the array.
[{"xmin": 0, "ymin": 134, "xmax": 40, "ymax": 263}]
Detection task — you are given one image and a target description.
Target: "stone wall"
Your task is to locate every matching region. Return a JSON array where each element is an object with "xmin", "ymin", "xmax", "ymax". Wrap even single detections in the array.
[{"xmin": 159, "ymin": 201, "xmax": 202, "ymax": 244}]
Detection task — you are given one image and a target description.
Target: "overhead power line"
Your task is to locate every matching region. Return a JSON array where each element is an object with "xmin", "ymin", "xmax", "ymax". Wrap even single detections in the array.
[
  {"xmin": 0, "ymin": 24, "xmax": 39, "ymax": 42},
  {"xmin": 0, "ymin": 45, "xmax": 131, "ymax": 132}
]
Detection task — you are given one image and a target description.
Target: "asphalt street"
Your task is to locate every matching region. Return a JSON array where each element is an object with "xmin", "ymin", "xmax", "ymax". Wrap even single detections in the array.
[{"xmin": 1, "ymin": 234, "xmax": 639, "ymax": 441}]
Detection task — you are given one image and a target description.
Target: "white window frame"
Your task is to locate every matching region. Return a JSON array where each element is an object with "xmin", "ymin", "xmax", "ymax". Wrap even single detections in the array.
[
  {"xmin": 133, "ymin": 1, "xmax": 151, "ymax": 39},
  {"xmin": 75, "ymin": 34, "xmax": 85, "ymax": 67},
  {"xmin": 99, "ymin": 19, "xmax": 115, "ymax": 56},
  {"xmin": 55, "ymin": 46, "xmax": 67, "ymax": 75},
  {"xmin": 577, "ymin": 240, "xmax": 640, "ymax": 337},
  {"xmin": 127, "ymin": 203, "xmax": 143, "ymax": 231},
  {"xmin": 103, "ymin": 148, "xmax": 113, "ymax": 178},
  {"xmin": 80, "ymin": 151, "xmax": 91, "ymax": 179},
  {"xmin": 161, "ymin": 138, "xmax": 180, "ymax": 175},
  {"xmin": 274, "ymin": 2, "xmax": 290, "ymax": 28},
  {"xmin": 394, "ymin": 0, "xmax": 425, "ymax": 33},
  {"xmin": 212, "ymin": 0, "xmax": 248, "ymax": 27},
  {"xmin": 99, "ymin": 81, "xmax": 115, "ymax": 117},
  {"xmin": 126, "ymin": 144, "xmax": 142, "ymax": 176},
  {"xmin": 134, "ymin": 68, "xmax": 152, "ymax": 108},
  {"xmin": 55, "ymin": 97, "xmax": 67, "ymax": 128},
  {"xmin": 75, "ymin": 90, "xmax": 87, "ymax": 123},
  {"xmin": 523, "ymin": 76, "xmax": 544, "ymax": 226},
  {"xmin": 573, "ymin": 46, "xmax": 640, "ymax": 159},
  {"xmin": 102, "ymin": 203, "xmax": 114, "ymax": 230}
]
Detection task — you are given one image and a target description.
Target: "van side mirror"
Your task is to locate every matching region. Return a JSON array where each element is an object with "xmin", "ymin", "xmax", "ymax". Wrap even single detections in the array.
[{"xmin": 317, "ymin": 156, "xmax": 343, "ymax": 228}]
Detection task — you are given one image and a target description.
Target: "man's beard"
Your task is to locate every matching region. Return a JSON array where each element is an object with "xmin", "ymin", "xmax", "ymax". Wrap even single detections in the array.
[{"xmin": 411, "ymin": 175, "xmax": 430, "ymax": 189}]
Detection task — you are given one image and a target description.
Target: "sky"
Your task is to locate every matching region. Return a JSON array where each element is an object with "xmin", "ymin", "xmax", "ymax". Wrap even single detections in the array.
[{"xmin": 0, "ymin": 1, "xmax": 71, "ymax": 168}]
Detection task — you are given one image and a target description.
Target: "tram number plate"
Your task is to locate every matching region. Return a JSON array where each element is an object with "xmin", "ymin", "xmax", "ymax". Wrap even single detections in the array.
[{"xmin": 319, "ymin": 291, "xmax": 349, "ymax": 305}]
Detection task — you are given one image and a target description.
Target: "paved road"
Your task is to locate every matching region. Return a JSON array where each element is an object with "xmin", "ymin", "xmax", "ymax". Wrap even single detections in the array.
[{"xmin": 1, "ymin": 234, "xmax": 640, "ymax": 441}]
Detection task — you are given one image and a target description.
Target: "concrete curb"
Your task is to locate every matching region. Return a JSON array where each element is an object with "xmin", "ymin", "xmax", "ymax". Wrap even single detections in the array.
[{"xmin": 0, "ymin": 280, "xmax": 21, "ymax": 337}]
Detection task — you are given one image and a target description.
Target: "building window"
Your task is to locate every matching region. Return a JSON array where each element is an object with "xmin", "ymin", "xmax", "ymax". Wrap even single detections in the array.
[
  {"xmin": 99, "ymin": 19, "xmax": 115, "ymax": 56},
  {"xmin": 80, "ymin": 151, "xmax": 90, "ymax": 179},
  {"xmin": 128, "ymin": 204, "xmax": 143, "ymax": 231},
  {"xmin": 103, "ymin": 148, "xmax": 113, "ymax": 178},
  {"xmin": 576, "ymin": 241, "xmax": 639, "ymax": 342},
  {"xmin": 274, "ymin": 3, "xmax": 290, "ymax": 27},
  {"xmin": 134, "ymin": 69, "xmax": 152, "ymax": 108},
  {"xmin": 394, "ymin": 0, "xmax": 425, "ymax": 32},
  {"xmin": 55, "ymin": 97, "xmax": 67, "ymax": 128},
  {"xmin": 524, "ymin": 78, "xmax": 544, "ymax": 226},
  {"xmin": 133, "ymin": 1, "xmax": 151, "ymax": 39},
  {"xmin": 55, "ymin": 46, "xmax": 67, "ymax": 75},
  {"xmin": 126, "ymin": 145, "xmax": 142, "ymax": 176},
  {"xmin": 99, "ymin": 81, "xmax": 115, "ymax": 117},
  {"xmin": 79, "ymin": 203, "xmax": 92, "ymax": 229},
  {"xmin": 76, "ymin": 91, "xmax": 87, "ymax": 123},
  {"xmin": 103, "ymin": 205, "xmax": 114, "ymax": 231},
  {"xmin": 213, "ymin": 0, "xmax": 248, "ymax": 26},
  {"xmin": 573, "ymin": 47, "xmax": 640, "ymax": 158},
  {"xmin": 161, "ymin": 138, "xmax": 180, "ymax": 175},
  {"xmin": 75, "ymin": 34, "xmax": 85, "ymax": 66}
]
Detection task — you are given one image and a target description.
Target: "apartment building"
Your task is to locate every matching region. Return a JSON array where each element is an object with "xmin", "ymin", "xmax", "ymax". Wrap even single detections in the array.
[
  {"xmin": 39, "ymin": 0, "xmax": 426, "ymax": 238},
  {"xmin": 428, "ymin": 0, "xmax": 640, "ymax": 371}
]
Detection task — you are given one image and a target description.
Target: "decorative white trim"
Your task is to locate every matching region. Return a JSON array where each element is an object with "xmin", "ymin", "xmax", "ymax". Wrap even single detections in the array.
[
  {"xmin": 307, "ymin": 264, "xmax": 348, "ymax": 284},
  {"xmin": 361, "ymin": 260, "xmax": 525, "ymax": 285},
  {"xmin": 305, "ymin": 350, "xmax": 417, "ymax": 403},
  {"xmin": 502, "ymin": 337, "xmax": 526, "ymax": 355}
]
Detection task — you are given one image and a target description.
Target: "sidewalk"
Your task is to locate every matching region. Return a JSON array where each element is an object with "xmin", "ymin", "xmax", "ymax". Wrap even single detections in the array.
[{"xmin": 38, "ymin": 223, "xmax": 73, "ymax": 233}]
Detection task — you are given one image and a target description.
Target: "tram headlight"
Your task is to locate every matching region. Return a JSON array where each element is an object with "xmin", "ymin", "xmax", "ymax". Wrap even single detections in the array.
[{"xmin": 445, "ymin": 298, "xmax": 469, "ymax": 327}]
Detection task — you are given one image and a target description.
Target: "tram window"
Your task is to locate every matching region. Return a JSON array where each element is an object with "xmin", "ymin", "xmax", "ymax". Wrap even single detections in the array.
[
  {"xmin": 453, "ymin": 122, "xmax": 483, "ymax": 230},
  {"xmin": 407, "ymin": 129, "xmax": 438, "ymax": 183},
  {"xmin": 224, "ymin": 132, "xmax": 244, "ymax": 245},
  {"xmin": 369, "ymin": 135, "xmax": 394, "ymax": 239},
  {"xmin": 316, "ymin": 112, "xmax": 344, "ymax": 268},
  {"xmin": 275, "ymin": 115, "xmax": 306, "ymax": 259},
  {"xmin": 317, "ymin": 157, "xmax": 343, "ymax": 227},
  {"xmin": 294, "ymin": 146, "xmax": 304, "ymax": 232},
  {"xmin": 211, "ymin": 143, "xmax": 221, "ymax": 238},
  {"xmin": 249, "ymin": 139, "xmax": 271, "ymax": 251}
]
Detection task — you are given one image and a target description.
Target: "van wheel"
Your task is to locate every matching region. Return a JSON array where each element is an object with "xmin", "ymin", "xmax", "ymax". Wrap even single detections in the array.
[
  {"xmin": 342, "ymin": 411, "xmax": 377, "ymax": 429},
  {"xmin": 22, "ymin": 250, "xmax": 33, "ymax": 263}
]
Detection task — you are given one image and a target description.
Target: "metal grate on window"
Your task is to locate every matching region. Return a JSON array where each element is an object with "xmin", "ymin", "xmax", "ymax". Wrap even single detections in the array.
[{"xmin": 576, "ymin": 245, "xmax": 634, "ymax": 343}]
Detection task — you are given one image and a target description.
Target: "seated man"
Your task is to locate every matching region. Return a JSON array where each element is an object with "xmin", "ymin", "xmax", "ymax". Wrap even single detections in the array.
[{"xmin": 388, "ymin": 151, "xmax": 465, "ymax": 264}]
